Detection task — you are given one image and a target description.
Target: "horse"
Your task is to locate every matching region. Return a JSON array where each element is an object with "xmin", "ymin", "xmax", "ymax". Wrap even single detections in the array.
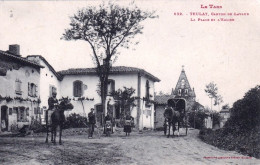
[
  {"xmin": 164, "ymin": 107, "xmax": 181, "ymax": 138},
  {"xmin": 45, "ymin": 97, "xmax": 73, "ymax": 145}
]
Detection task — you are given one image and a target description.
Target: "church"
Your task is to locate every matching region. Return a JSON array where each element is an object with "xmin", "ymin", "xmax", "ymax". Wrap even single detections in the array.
[
  {"xmin": 170, "ymin": 66, "xmax": 197, "ymax": 111},
  {"xmin": 154, "ymin": 66, "xmax": 204, "ymax": 129}
]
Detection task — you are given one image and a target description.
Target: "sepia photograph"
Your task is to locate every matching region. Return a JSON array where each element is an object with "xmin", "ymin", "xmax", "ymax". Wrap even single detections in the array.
[{"xmin": 0, "ymin": 0, "xmax": 259, "ymax": 164}]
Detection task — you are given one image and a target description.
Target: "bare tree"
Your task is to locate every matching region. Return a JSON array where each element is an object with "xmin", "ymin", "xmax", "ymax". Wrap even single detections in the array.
[{"xmin": 62, "ymin": 3, "xmax": 156, "ymax": 116}]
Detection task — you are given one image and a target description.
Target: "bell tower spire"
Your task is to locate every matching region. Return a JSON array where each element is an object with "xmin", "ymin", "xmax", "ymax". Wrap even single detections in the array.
[{"xmin": 173, "ymin": 66, "xmax": 196, "ymax": 100}]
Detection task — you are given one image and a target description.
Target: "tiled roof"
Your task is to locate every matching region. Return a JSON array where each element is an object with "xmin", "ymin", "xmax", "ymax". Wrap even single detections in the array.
[
  {"xmin": 154, "ymin": 95, "xmax": 175, "ymax": 105},
  {"xmin": 172, "ymin": 68, "xmax": 196, "ymax": 98},
  {"xmin": 58, "ymin": 66, "xmax": 160, "ymax": 82},
  {"xmin": 0, "ymin": 50, "xmax": 44, "ymax": 68}
]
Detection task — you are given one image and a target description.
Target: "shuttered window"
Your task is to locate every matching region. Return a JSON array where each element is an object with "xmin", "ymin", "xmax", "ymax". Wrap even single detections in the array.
[
  {"xmin": 145, "ymin": 80, "xmax": 150, "ymax": 99},
  {"xmin": 73, "ymin": 80, "xmax": 83, "ymax": 97},
  {"xmin": 15, "ymin": 79, "xmax": 22, "ymax": 95},
  {"xmin": 17, "ymin": 106, "xmax": 27, "ymax": 122},
  {"xmin": 28, "ymin": 83, "xmax": 38, "ymax": 97}
]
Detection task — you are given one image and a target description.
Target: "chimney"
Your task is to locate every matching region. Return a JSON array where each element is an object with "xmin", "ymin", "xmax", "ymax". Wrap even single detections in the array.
[{"xmin": 8, "ymin": 44, "xmax": 20, "ymax": 56}]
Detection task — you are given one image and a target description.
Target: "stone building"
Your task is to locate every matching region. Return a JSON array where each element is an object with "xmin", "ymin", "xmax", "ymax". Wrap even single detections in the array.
[{"xmin": 171, "ymin": 66, "xmax": 196, "ymax": 111}]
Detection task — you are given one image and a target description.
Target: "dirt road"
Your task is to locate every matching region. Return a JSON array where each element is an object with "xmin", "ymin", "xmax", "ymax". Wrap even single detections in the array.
[{"xmin": 0, "ymin": 128, "xmax": 259, "ymax": 165}]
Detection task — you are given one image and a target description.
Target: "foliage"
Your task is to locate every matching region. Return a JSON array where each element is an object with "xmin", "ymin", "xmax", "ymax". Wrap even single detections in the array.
[
  {"xmin": 225, "ymin": 85, "xmax": 260, "ymax": 130},
  {"xmin": 222, "ymin": 104, "xmax": 230, "ymax": 110},
  {"xmin": 188, "ymin": 110, "xmax": 207, "ymax": 129},
  {"xmin": 110, "ymin": 87, "xmax": 136, "ymax": 115},
  {"xmin": 214, "ymin": 95, "xmax": 223, "ymax": 110},
  {"xmin": 0, "ymin": 95, "xmax": 39, "ymax": 103},
  {"xmin": 64, "ymin": 113, "xmax": 88, "ymax": 129},
  {"xmin": 199, "ymin": 128, "xmax": 260, "ymax": 158},
  {"xmin": 187, "ymin": 108, "xmax": 220, "ymax": 129},
  {"xmin": 62, "ymin": 2, "xmax": 157, "ymax": 114},
  {"xmin": 212, "ymin": 111, "xmax": 221, "ymax": 126},
  {"xmin": 205, "ymin": 82, "xmax": 218, "ymax": 99},
  {"xmin": 205, "ymin": 82, "xmax": 223, "ymax": 110},
  {"xmin": 199, "ymin": 85, "xmax": 260, "ymax": 158}
]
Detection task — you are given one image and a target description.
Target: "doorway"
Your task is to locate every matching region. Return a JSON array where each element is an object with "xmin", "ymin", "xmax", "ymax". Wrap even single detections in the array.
[
  {"xmin": 1, "ymin": 106, "xmax": 8, "ymax": 132},
  {"xmin": 115, "ymin": 103, "xmax": 121, "ymax": 119},
  {"xmin": 95, "ymin": 104, "xmax": 104, "ymax": 126}
]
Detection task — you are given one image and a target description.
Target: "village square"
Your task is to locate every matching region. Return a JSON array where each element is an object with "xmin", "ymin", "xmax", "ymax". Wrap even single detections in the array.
[{"xmin": 0, "ymin": 1, "xmax": 260, "ymax": 165}]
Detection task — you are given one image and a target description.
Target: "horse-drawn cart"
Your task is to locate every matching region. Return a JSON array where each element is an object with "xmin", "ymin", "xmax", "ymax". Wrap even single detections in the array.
[{"xmin": 164, "ymin": 98, "xmax": 188, "ymax": 137}]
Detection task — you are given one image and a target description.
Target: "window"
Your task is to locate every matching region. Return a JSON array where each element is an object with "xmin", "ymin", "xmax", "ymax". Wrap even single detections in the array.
[
  {"xmin": 185, "ymin": 89, "xmax": 188, "ymax": 94},
  {"xmin": 73, "ymin": 80, "xmax": 83, "ymax": 97},
  {"xmin": 178, "ymin": 89, "xmax": 182, "ymax": 95},
  {"xmin": 34, "ymin": 107, "xmax": 41, "ymax": 114},
  {"xmin": 26, "ymin": 108, "xmax": 29, "ymax": 116},
  {"xmin": 146, "ymin": 80, "xmax": 150, "ymax": 99},
  {"xmin": 15, "ymin": 79, "xmax": 22, "ymax": 95},
  {"xmin": 49, "ymin": 85, "xmax": 57, "ymax": 97},
  {"xmin": 17, "ymin": 106, "xmax": 27, "ymax": 122},
  {"xmin": 28, "ymin": 83, "xmax": 38, "ymax": 97},
  {"xmin": 107, "ymin": 79, "xmax": 115, "ymax": 95}
]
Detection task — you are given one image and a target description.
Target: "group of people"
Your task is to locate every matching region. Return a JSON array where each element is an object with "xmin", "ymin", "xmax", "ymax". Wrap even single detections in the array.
[
  {"xmin": 87, "ymin": 108, "xmax": 134, "ymax": 138},
  {"xmin": 47, "ymin": 92, "xmax": 134, "ymax": 138}
]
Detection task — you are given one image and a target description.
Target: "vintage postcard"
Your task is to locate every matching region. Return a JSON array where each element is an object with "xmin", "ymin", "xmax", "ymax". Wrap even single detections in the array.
[{"xmin": 0, "ymin": 0, "xmax": 259, "ymax": 164}]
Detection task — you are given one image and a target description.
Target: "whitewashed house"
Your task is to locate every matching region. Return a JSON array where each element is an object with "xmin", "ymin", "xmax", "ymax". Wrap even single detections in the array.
[
  {"xmin": 58, "ymin": 66, "xmax": 160, "ymax": 130},
  {"xmin": 0, "ymin": 44, "xmax": 160, "ymax": 131},
  {"xmin": 25, "ymin": 57, "xmax": 161, "ymax": 130},
  {"xmin": 26, "ymin": 55, "xmax": 62, "ymax": 123},
  {"xmin": 0, "ymin": 45, "xmax": 43, "ymax": 132}
]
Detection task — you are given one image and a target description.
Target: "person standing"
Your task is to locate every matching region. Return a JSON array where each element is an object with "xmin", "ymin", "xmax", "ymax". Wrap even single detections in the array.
[
  {"xmin": 124, "ymin": 112, "xmax": 134, "ymax": 136},
  {"xmin": 88, "ymin": 108, "xmax": 96, "ymax": 138}
]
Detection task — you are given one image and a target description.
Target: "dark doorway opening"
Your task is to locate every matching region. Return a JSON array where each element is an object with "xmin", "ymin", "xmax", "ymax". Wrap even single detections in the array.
[
  {"xmin": 1, "ymin": 105, "xmax": 8, "ymax": 132},
  {"xmin": 115, "ymin": 103, "xmax": 120, "ymax": 119},
  {"xmin": 95, "ymin": 104, "xmax": 103, "ymax": 126}
]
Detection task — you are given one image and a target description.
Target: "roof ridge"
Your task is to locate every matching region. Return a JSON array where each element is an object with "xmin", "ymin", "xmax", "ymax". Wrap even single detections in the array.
[
  {"xmin": 0, "ymin": 50, "xmax": 44, "ymax": 68},
  {"xmin": 57, "ymin": 66, "xmax": 160, "ymax": 82}
]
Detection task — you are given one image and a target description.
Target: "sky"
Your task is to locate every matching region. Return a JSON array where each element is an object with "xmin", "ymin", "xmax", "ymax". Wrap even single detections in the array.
[{"xmin": 0, "ymin": 0, "xmax": 259, "ymax": 110}]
